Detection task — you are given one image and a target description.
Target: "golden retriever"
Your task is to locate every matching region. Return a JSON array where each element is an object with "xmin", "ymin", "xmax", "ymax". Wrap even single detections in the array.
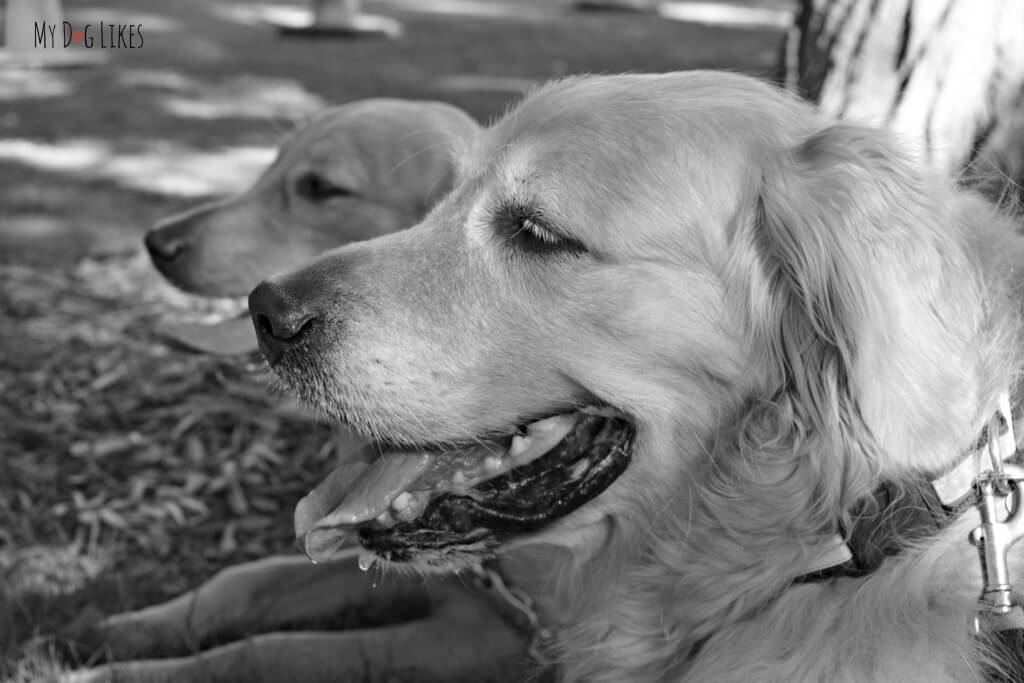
[
  {"xmin": 145, "ymin": 98, "xmax": 479, "ymax": 297},
  {"xmin": 245, "ymin": 69, "xmax": 1024, "ymax": 682}
]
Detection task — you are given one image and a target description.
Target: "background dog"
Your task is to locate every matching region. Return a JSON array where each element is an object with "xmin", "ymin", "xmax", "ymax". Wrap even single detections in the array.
[
  {"xmin": 143, "ymin": 98, "xmax": 479, "ymax": 356},
  {"xmin": 145, "ymin": 98, "xmax": 479, "ymax": 298}
]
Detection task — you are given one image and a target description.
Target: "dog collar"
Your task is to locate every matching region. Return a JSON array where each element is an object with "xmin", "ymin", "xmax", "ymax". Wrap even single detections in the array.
[
  {"xmin": 799, "ymin": 392, "xmax": 1024, "ymax": 639},
  {"xmin": 799, "ymin": 392, "xmax": 1023, "ymax": 586}
]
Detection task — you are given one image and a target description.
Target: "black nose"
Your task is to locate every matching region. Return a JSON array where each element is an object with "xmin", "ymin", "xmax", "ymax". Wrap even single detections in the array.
[
  {"xmin": 144, "ymin": 226, "xmax": 186, "ymax": 263},
  {"xmin": 248, "ymin": 281, "xmax": 319, "ymax": 366}
]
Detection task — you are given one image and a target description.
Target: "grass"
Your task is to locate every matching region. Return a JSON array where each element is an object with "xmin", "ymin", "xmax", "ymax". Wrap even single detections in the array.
[{"xmin": 0, "ymin": 0, "xmax": 786, "ymax": 678}]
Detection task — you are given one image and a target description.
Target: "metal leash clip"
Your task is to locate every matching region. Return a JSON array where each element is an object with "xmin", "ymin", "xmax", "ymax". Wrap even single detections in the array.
[{"xmin": 969, "ymin": 463, "xmax": 1024, "ymax": 633}]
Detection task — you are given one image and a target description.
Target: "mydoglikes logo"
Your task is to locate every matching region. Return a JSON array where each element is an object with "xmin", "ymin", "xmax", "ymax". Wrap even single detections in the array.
[{"xmin": 34, "ymin": 21, "xmax": 144, "ymax": 49}]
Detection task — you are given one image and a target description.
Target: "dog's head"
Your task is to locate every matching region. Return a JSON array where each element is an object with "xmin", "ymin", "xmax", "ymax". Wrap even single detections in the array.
[
  {"xmin": 145, "ymin": 99, "xmax": 479, "ymax": 297},
  {"xmin": 250, "ymin": 72, "xmax": 1024, "ymax": 570}
]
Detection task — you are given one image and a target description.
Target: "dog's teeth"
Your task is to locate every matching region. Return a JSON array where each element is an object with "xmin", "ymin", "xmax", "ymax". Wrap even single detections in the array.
[
  {"xmin": 527, "ymin": 413, "xmax": 577, "ymax": 437},
  {"xmin": 391, "ymin": 491, "xmax": 412, "ymax": 512},
  {"xmin": 484, "ymin": 455, "xmax": 504, "ymax": 473},
  {"xmin": 375, "ymin": 510, "xmax": 395, "ymax": 527},
  {"xmin": 452, "ymin": 470, "xmax": 466, "ymax": 485},
  {"xmin": 503, "ymin": 413, "xmax": 578, "ymax": 467},
  {"xmin": 392, "ymin": 491, "xmax": 427, "ymax": 522},
  {"xmin": 569, "ymin": 459, "xmax": 591, "ymax": 481},
  {"xmin": 357, "ymin": 551, "xmax": 377, "ymax": 572},
  {"xmin": 509, "ymin": 434, "xmax": 530, "ymax": 457}
]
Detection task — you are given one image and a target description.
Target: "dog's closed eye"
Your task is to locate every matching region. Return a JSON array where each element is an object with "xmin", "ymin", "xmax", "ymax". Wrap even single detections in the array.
[
  {"xmin": 294, "ymin": 172, "xmax": 355, "ymax": 202},
  {"xmin": 493, "ymin": 199, "xmax": 586, "ymax": 256}
]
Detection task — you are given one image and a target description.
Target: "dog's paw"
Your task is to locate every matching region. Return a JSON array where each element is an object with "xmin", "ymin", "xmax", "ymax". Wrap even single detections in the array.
[
  {"xmin": 59, "ymin": 616, "xmax": 534, "ymax": 683},
  {"xmin": 56, "ymin": 553, "xmax": 539, "ymax": 683}
]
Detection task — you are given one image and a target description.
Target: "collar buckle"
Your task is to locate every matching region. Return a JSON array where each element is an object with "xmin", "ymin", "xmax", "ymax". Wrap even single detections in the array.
[{"xmin": 969, "ymin": 464, "xmax": 1024, "ymax": 632}]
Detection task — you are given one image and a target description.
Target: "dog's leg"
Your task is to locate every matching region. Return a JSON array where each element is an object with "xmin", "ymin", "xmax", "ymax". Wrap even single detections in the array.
[
  {"xmin": 62, "ymin": 574, "xmax": 535, "ymax": 683},
  {"xmin": 70, "ymin": 548, "xmax": 438, "ymax": 660}
]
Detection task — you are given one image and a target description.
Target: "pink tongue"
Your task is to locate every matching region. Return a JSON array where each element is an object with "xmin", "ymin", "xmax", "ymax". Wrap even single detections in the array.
[
  {"xmin": 294, "ymin": 460, "xmax": 370, "ymax": 541},
  {"xmin": 294, "ymin": 452, "xmax": 433, "ymax": 562}
]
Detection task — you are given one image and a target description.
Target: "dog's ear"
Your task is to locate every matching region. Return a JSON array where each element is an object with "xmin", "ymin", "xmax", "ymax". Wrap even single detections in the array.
[{"xmin": 728, "ymin": 123, "xmax": 999, "ymax": 527}]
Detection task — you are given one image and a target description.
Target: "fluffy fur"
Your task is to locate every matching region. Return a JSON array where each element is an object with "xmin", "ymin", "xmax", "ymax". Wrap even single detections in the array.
[
  {"xmin": 264, "ymin": 71, "xmax": 1024, "ymax": 682},
  {"xmin": 145, "ymin": 98, "xmax": 479, "ymax": 296}
]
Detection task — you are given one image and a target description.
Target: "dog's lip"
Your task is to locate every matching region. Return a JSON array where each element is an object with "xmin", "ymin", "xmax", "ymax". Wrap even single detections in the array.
[
  {"xmin": 294, "ymin": 406, "xmax": 631, "ymax": 563},
  {"xmin": 356, "ymin": 411, "xmax": 634, "ymax": 564},
  {"xmin": 295, "ymin": 413, "xmax": 582, "ymax": 561}
]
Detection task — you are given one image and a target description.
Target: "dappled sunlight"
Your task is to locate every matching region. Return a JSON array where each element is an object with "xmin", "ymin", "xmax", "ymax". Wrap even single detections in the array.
[
  {"xmin": 161, "ymin": 75, "xmax": 326, "ymax": 121},
  {"xmin": 106, "ymin": 145, "xmax": 274, "ymax": 196},
  {"xmin": 63, "ymin": 8, "xmax": 183, "ymax": 34},
  {"xmin": 208, "ymin": 3, "xmax": 318, "ymax": 29},
  {"xmin": 0, "ymin": 212, "xmax": 142, "ymax": 263},
  {"xmin": 115, "ymin": 68, "xmax": 199, "ymax": 92},
  {"xmin": 0, "ymin": 69, "xmax": 71, "ymax": 100},
  {"xmin": 0, "ymin": 138, "xmax": 109, "ymax": 172},
  {"xmin": 2, "ymin": 215, "xmax": 72, "ymax": 240},
  {"xmin": 112, "ymin": 69, "xmax": 325, "ymax": 120},
  {"xmin": 212, "ymin": 0, "xmax": 557, "ymax": 26},
  {"xmin": 658, "ymin": 1, "xmax": 793, "ymax": 29},
  {"xmin": 212, "ymin": 0, "xmax": 791, "ymax": 31},
  {"xmin": 377, "ymin": 0, "xmax": 558, "ymax": 21},
  {"xmin": 0, "ymin": 138, "xmax": 275, "ymax": 197}
]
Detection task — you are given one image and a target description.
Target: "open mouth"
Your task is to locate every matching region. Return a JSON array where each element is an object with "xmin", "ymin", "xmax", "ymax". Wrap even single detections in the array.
[{"xmin": 295, "ymin": 407, "xmax": 635, "ymax": 566}]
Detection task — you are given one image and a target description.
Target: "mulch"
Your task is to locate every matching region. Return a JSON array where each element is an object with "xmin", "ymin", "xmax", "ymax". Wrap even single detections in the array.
[{"xmin": 0, "ymin": 252, "xmax": 361, "ymax": 676}]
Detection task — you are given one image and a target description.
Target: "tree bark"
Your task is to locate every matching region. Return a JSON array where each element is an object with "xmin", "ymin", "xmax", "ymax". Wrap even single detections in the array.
[{"xmin": 784, "ymin": 0, "xmax": 1024, "ymax": 203}]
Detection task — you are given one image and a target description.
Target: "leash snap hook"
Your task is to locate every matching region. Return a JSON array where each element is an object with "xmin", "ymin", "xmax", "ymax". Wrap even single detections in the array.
[{"xmin": 970, "ymin": 464, "xmax": 1024, "ymax": 629}]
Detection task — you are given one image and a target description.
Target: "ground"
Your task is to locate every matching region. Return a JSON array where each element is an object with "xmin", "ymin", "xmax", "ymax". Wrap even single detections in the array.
[{"xmin": 0, "ymin": 0, "xmax": 788, "ymax": 679}]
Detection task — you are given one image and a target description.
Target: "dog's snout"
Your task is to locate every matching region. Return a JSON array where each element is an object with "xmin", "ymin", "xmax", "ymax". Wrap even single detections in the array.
[
  {"xmin": 248, "ymin": 281, "xmax": 320, "ymax": 366},
  {"xmin": 144, "ymin": 226, "xmax": 186, "ymax": 263}
]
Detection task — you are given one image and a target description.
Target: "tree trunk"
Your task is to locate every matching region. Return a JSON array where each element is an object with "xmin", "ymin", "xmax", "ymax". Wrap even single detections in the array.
[{"xmin": 783, "ymin": 0, "xmax": 1024, "ymax": 203}]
